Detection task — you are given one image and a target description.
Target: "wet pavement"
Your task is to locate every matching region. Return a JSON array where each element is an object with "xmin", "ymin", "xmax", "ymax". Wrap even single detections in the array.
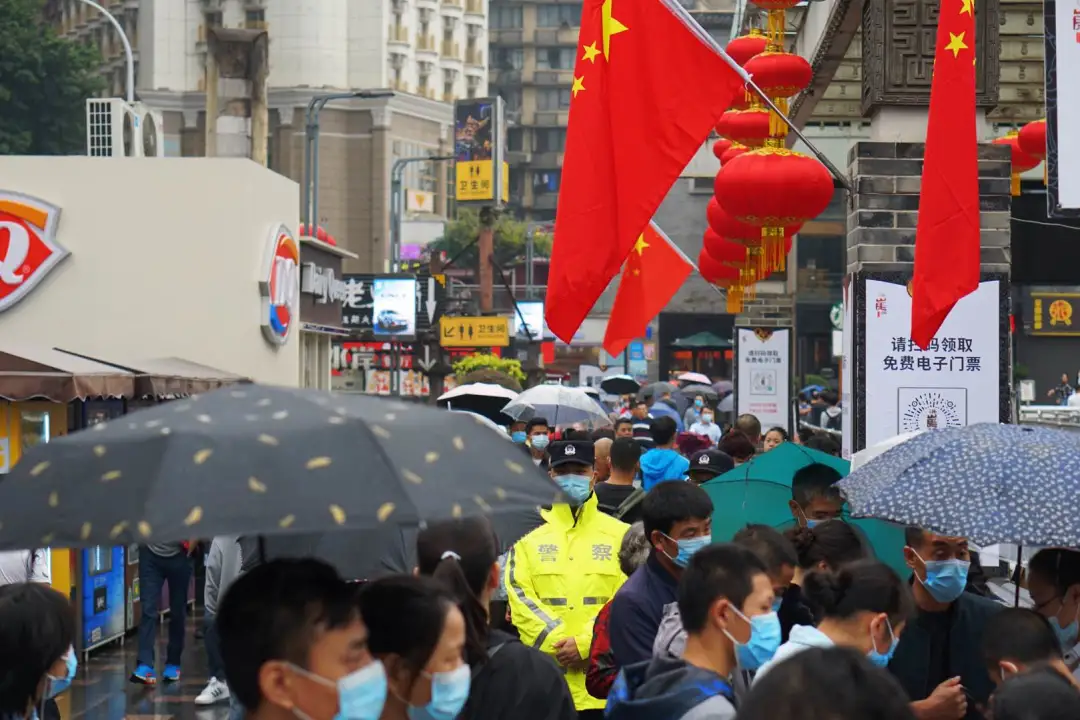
[{"xmin": 60, "ymin": 611, "xmax": 227, "ymax": 720}]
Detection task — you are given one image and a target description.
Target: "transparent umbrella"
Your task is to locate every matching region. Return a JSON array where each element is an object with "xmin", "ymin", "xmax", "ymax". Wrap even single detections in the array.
[{"xmin": 502, "ymin": 385, "xmax": 612, "ymax": 427}]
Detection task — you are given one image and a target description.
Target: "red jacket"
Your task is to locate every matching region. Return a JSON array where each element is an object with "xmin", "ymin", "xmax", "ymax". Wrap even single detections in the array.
[{"xmin": 586, "ymin": 599, "xmax": 617, "ymax": 699}]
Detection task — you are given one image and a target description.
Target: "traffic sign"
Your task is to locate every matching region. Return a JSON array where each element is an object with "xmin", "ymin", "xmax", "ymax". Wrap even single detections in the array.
[{"xmin": 440, "ymin": 317, "xmax": 510, "ymax": 347}]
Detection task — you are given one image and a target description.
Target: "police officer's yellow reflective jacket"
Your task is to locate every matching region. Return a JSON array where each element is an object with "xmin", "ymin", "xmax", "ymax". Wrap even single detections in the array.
[{"xmin": 503, "ymin": 494, "xmax": 629, "ymax": 711}]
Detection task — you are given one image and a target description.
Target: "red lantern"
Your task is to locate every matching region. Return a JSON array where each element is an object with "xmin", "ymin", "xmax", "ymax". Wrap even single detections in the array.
[
  {"xmin": 715, "ymin": 147, "xmax": 833, "ymax": 272},
  {"xmin": 325, "ymin": 234, "xmax": 338, "ymax": 247},
  {"xmin": 715, "ymin": 108, "xmax": 772, "ymax": 148},
  {"xmin": 742, "ymin": 51, "xmax": 813, "ymax": 136},
  {"xmin": 703, "ymin": 229, "xmax": 748, "ymax": 265},
  {"xmin": 726, "ymin": 29, "xmax": 768, "ymax": 67},
  {"xmin": 992, "ymin": 131, "xmax": 1041, "ymax": 196},
  {"xmin": 697, "ymin": 247, "xmax": 746, "ymax": 313},
  {"xmin": 1018, "ymin": 119, "xmax": 1047, "ymax": 186},
  {"xmin": 706, "ymin": 195, "xmax": 796, "ymax": 279},
  {"xmin": 713, "ymin": 138, "xmax": 733, "ymax": 161},
  {"xmin": 720, "ymin": 143, "xmax": 749, "ymax": 165},
  {"xmin": 315, "ymin": 226, "xmax": 329, "ymax": 242}
]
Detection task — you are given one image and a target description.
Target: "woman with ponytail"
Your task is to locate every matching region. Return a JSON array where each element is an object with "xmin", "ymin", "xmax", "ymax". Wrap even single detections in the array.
[
  {"xmin": 416, "ymin": 517, "xmax": 576, "ymax": 720},
  {"xmin": 753, "ymin": 560, "xmax": 913, "ymax": 683}
]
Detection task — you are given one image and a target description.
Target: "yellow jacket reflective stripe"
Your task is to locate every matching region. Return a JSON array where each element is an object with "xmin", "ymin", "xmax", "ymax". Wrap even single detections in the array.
[{"xmin": 503, "ymin": 494, "xmax": 629, "ymax": 711}]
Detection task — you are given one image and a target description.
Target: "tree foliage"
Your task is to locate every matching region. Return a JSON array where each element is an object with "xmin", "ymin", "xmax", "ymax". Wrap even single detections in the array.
[
  {"xmin": 453, "ymin": 354, "xmax": 526, "ymax": 388},
  {"xmin": 0, "ymin": 0, "xmax": 105, "ymax": 155},
  {"xmin": 430, "ymin": 208, "xmax": 553, "ymax": 269}
]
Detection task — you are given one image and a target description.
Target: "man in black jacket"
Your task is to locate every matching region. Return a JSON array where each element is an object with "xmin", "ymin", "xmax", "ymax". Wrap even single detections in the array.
[{"xmin": 889, "ymin": 527, "xmax": 1002, "ymax": 720}]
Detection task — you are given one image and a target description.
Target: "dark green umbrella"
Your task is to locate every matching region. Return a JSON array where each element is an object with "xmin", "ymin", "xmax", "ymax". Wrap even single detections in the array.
[
  {"xmin": 701, "ymin": 442, "xmax": 908, "ymax": 578},
  {"xmin": 0, "ymin": 385, "xmax": 560, "ymax": 552}
]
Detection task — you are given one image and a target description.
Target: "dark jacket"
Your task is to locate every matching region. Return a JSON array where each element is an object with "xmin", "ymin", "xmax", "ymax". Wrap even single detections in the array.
[
  {"xmin": 888, "ymin": 592, "xmax": 1003, "ymax": 720},
  {"xmin": 606, "ymin": 657, "xmax": 737, "ymax": 720},
  {"xmin": 586, "ymin": 599, "xmax": 617, "ymax": 699},
  {"xmin": 609, "ymin": 553, "xmax": 679, "ymax": 669},
  {"xmin": 778, "ymin": 583, "xmax": 817, "ymax": 643},
  {"xmin": 459, "ymin": 629, "xmax": 576, "ymax": 720}
]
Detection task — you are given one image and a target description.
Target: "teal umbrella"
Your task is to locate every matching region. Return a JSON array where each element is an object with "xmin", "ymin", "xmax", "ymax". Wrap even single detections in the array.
[{"xmin": 701, "ymin": 443, "xmax": 909, "ymax": 578}]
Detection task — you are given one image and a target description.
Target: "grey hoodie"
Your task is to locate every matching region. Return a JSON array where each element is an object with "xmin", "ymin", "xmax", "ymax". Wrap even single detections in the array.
[{"xmin": 205, "ymin": 536, "xmax": 242, "ymax": 616}]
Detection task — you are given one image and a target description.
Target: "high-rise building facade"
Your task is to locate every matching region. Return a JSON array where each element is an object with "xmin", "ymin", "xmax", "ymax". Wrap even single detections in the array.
[
  {"xmin": 488, "ymin": 0, "xmax": 581, "ymax": 221},
  {"xmin": 45, "ymin": 0, "xmax": 491, "ymax": 273}
]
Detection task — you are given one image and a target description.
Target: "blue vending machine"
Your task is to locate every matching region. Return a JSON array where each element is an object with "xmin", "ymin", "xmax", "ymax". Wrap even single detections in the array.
[{"xmin": 77, "ymin": 545, "xmax": 126, "ymax": 652}]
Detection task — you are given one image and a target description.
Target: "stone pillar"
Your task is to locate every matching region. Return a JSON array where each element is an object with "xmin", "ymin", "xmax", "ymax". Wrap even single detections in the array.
[{"xmin": 205, "ymin": 28, "xmax": 269, "ymax": 160}]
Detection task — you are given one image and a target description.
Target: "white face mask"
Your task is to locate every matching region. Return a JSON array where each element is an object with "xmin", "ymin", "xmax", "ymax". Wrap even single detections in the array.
[{"xmin": 701, "ymin": 414, "xmax": 713, "ymax": 424}]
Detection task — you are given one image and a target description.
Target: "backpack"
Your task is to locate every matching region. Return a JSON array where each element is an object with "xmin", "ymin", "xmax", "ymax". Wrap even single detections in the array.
[{"xmin": 600, "ymin": 488, "xmax": 646, "ymax": 521}]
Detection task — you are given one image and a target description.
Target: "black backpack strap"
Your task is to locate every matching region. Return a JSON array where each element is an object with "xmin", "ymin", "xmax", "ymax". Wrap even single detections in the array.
[
  {"xmin": 613, "ymin": 488, "xmax": 646, "ymax": 520},
  {"xmin": 473, "ymin": 642, "xmax": 508, "ymax": 680}
]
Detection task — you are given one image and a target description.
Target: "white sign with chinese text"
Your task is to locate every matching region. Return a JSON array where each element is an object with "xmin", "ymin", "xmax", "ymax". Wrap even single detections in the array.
[
  {"xmin": 864, "ymin": 280, "xmax": 1000, "ymax": 448},
  {"xmin": 736, "ymin": 327, "xmax": 791, "ymax": 433},
  {"xmin": 841, "ymin": 285, "xmax": 854, "ymax": 460}
]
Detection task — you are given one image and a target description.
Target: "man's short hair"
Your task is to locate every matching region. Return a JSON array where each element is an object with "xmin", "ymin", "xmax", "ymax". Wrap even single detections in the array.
[
  {"xmin": 983, "ymin": 608, "xmax": 1063, "ymax": 666},
  {"xmin": 679, "ymin": 544, "xmax": 767, "ymax": 634},
  {"xmin": 592, "ymin": 427, "xmax": 615, "ymax": 441},
  {"xmin": 525, "ymin": 417, "xmax": 550, "ymax": 434},
  {"xmin": 791, "ymin": 463, "xmax": 843, "ymax": 508},
  {"xmin": 619, "ymin": 522, "xmax": 650, "ymax": 576},
  {"xmin": 805, "ymin": 434, "xmax": 840, "ymax": 456},
  {"xmin": 650, "ymin": 415, "xmax": 678, "ymax": 446},
  {"xmin": 904, "ymin": 526, "xmax": 927, "ymax": 548},
  {"xmin": 615, "ymin": 418, "xmax": 634, "ymax": 432},
  {"xmin": 735, "ymin": 413, "xmax": 762, "ymax": 440},
  {"xmin": 733, "ymin": 524, "xmax": 798, "ymax": 574},
  {"xmin": 609, "ymin": 437, "xmax": 642, "ymax": 472},
  {"xmin": 219, "ymin": 558, "xmax": 361, "ymax": 712},
  {"xmin": 1029, "ymin": 548, "xmax": 1080, "ymax": 595},
  {"xmin": 642, "ymin": 481, "xmax": 714, "ymax": 540},
  {"xmin": 821, "ymin": 391, "xmax": 840, "ymax": 406}
]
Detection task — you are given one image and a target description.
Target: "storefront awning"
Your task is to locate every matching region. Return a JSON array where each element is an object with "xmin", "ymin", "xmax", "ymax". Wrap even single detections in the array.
[
  {"xmin": 0, "ymin": 345, "xmax": 135, "ymax": 402},
  {"xmin": 56, "ymin": 351, "xmax": 250, "ymax": 398},
  {"xmin": 671, "ymin": 331, "xmax": 732, "ymax": 349}
]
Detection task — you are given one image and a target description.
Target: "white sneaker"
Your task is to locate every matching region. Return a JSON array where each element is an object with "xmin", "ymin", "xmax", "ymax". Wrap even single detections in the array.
[{"xmin": 195, "ymin": 678, "xmax": 230, "ymax": 705}]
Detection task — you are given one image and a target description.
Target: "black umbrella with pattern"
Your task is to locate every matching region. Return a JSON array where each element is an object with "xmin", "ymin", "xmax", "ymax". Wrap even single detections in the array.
[{"xmin": 0, "ymin": 385, "xmax": 561, "ymax": 552}]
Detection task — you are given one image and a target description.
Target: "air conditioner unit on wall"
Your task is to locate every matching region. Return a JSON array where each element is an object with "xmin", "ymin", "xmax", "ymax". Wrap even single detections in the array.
[{"xmin": 86, "ymin": 99, "xmax": 165, "ymax": 158}]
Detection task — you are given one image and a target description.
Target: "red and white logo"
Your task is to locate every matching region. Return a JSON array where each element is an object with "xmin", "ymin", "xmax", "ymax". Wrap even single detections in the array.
[
  {"xmin": 259, "ymin": 224, "xmax": 300, "ymax": 346},
  {"xmin": 0, "ymin": 191, "xmax": 68, "ymax": 314}
]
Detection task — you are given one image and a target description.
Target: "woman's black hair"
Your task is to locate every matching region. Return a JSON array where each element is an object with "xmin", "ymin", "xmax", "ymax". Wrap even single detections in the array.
[
  {"xmin": 802, "ymin": 560, "xmax": 913, "ymax": 626},
  {"xmin": 991, "ymin": 667, "xmax": 1080, "ymax": 720},
  {"xmin": 786, "ymin": 521, "xmax": 868, "ymax": 571},
  {"xmin": 717, "ymin": 430, "xmax": 756, "ymax": 461},
  {"xmin": 739, "ymin": 646, "xmax": 917, "ymax": 720},
  {"xmin": 766, "ymin": 427, "xmax": 788, "ymax": 440},
  {"xmin": 357, "ymin": 575, "xmax": 457, "ymax": 689},
  {"xmin": 416, "ymin": 517, "xmax": 498, "ymax": 667},
  {"xmin": 0, "ymin": 583, "xmax": 75, "ymax": 719}
]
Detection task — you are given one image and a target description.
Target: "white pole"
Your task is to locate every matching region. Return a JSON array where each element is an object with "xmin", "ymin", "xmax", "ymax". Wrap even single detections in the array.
[{"xmin": 76, "ymin": 0, "xmax": 134, "ymax": 103}]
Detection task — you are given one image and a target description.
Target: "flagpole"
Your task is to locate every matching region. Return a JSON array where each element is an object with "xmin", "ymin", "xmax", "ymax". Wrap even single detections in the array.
[
  {"xmin": 664, "ymin": 0, "xmax": 852, "ymax": 193},
  {"xmin": 649, "ymin": 220, "xmax": 729, "ymax": 302}
]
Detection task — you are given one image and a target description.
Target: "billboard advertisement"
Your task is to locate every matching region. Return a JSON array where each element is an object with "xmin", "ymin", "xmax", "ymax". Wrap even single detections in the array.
[
  {"xmin": 454, "ymin": 98, "xmax": 508, "ymax": 204},
  {"xmin": 372, "ymin": 276, "xmax": 418, "ymax": 338},
  {"xmin": 513, "ymin": 300, "xmax": 546, "ymax": 341},
  {"xmin": 734, "ymin": 327, "xmax": 793, "ymax": 435}
]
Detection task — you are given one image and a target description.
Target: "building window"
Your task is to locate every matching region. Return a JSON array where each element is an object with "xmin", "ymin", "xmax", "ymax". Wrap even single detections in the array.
[
  {"xmin": 507, "ymin": 127, "xmax": 523, "ymax": 152},
  {"xmin": 244, "ymin": 8, "xmax": 265, "ymax": 27},
  {"xmin": 510, "ymin": 166, "xmax": 526, "ymax": 199},
  {"xmin": 535, "ymin": 88, "xmax": 571, "ymax": 111},
  {"xmin": 499, "ymin": 88, "xmax": 522, "ymax": 112},
  {"xmin": 205, "ymin": 10, "xmax": 222, "ymax": 27},
  {"xmin": 536, "ymin": 4, "xmax": 581, "ymax": 27},
  {"xmin": 533, "ymin": 170, "xmax": 561, "ymax": 194},
  {"xmin": 494, "ymin": 47, "xmax": 523, "ymax": 70},
  {"xmin": 491, "ymin": 6, "xmax": 523, "ymax": 28},
  {"xmin": 534, "ymin": 128, "xmax": 566, "ymax": 154},
  {"xmin": 536, "ymin": 47, "xmax": 575, "ymax": 70}
]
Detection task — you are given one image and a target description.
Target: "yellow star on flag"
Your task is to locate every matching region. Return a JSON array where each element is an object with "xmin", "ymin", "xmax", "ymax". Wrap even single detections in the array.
[
  {"xmin": 572, "ymin": 76, "xmax": 586, "ymax": 98},
  {"xmin": 601, "ymin": 0, "xmax": 628, "ymax": 60},
  {"xmin": 960, "ymin": 0, "xmax": 973, "ymax": 15},
  {"xmin": 633, "ymin": 235, "xmax": 649, "ymax": 255},
  {"xmin": 945, "ymin": 31, "xmax": 968, "ymax": 58},
  {"xmin": 582, "ymin": 42, "xmax": 601, "ymax": 63}
]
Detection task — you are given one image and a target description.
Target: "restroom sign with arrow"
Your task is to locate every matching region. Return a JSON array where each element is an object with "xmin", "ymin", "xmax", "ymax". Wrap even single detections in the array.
[{"xmin": 410, "ymin": 269, "xmax": 446, "ymax": 335}]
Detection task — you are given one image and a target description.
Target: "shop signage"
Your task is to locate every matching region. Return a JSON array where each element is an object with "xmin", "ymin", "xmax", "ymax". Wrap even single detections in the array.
[
  {"xmin": 734, "ymin": 328, "xmax": 793, "ymax": 434},
  {"xmin": 440, "ymin": 316, "xmax": 510, "ymax": 347},
  {"xmin": 0, "ymin": 191, "xmax": 68, "ymax": 314},
  {"xmin": 830, "ymin": 302, "xmax": 843, "ymax": 330},
  {"xmin": 259, "ymin": 224, "xmax": 300, "ymax": 346},
  {"xmin": 1027, "ymin": 291, "xmax": 1080, "ymax": 336},
  {"xmin": 342, "ymin": 270, "xmax": 446, "ymax": 334},
  {"xmin": 300, "ymin": 263, "xmax": 347, "ymax": 304}
]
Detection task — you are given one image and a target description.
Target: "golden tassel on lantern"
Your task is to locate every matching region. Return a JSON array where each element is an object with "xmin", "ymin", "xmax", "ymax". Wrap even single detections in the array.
[
  {"xmin": 766, "ymin": 10, "xmax": 785, "ymax": 48},
  {"xmin": 763, "ymin": 226, "xmax": 786, "ymax": 274},
  {"xmin": 726, "ymin": 286, "xmax": 744, "ymax": 314},
  {"xmin": 768, "ymin": 97, "xmax": 789, "ymax": 138},
  {"xmin": 1010, "ymin": 172, "xmax": 1021, "ymax": 197}
]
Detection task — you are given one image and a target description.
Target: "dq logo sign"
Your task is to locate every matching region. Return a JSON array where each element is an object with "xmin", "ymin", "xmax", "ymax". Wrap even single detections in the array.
[
  {"xmin": 259, "ymin": 224, "xmax": 300, "ymax": 346},
  {"xmin": 0, "ymin": 191, "xmax": 68, "ymax": 314}
]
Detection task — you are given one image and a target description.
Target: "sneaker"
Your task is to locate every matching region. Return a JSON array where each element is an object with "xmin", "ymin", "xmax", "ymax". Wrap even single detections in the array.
[
  {"xmin": 130, "ymin": 665, "xmax": 157, "ymax": 685},
  {"xmin": 163, "ymin": 665, "xmax": 181, "ymax": 682},
  {"xmin": 195, "ymin": 678, "xmax": 230, "ymax": 705}
]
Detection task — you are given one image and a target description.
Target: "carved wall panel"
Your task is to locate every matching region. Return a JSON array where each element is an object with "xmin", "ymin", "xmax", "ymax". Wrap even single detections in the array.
[{"xmin": 861, "ymin": 0, "xmax": 1000, "ymax": 115}]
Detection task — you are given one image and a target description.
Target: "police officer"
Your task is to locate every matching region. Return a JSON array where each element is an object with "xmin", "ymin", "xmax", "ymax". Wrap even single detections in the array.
[
  {"xmin": 687, "ymin": 448, "xmax": 735, "ymax": 485},
  {"xmin": 504, "ymin": 440, "xmax": 629, "ymax": 719}
]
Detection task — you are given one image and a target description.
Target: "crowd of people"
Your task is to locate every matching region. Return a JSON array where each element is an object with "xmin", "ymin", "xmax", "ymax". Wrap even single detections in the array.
[{"xmin": 4, "ymin": 410, "xmax": 1080, "ymax": 720}]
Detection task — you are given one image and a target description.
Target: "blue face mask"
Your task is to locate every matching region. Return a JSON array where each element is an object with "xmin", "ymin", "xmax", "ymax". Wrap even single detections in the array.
[
  {"xmin": 290, "ymin": 660, "xmax": 387, "ymax": 720},
  {"xmin": 530, "ymin": 435, "xmax": 549, "ymax": 450},
  {"xmin": 554, "ymin": 474, "xmax": 592, "ymax": 505},
  {"xmin": 408, "ymin": 664, "xmax": 471, "ymax": 720},
  {"xmin": 867, "ymin": 617, "xmax": 898, "ymax": 668},
  {"xmin": 726, "ymin": 608, "xmax": 782, "ymax": 671},
  {"xmin": 694, "ymin": 399, "xmax": 703, "ymax": 408},
  {"xmin": 913, "ymin": 551, "xmax": 969, "ymax": 604},
  {"xmin": 45, "ymin": 647, "xmax": 77, "ymax": 699},
  {"xmin": 511, "ymin": 431, "xmax": 527, "ymax": 444},
  {"xmin": 1049, "ymin": 600, "xmax": 1080, "ymax": 650},
  {"xmin": 771, "ymin": 597, "xmax": 783, "ymax": 613},
  {"xmin": 662, "ymin": 533, "xmax": 711, "ymax": 568}
]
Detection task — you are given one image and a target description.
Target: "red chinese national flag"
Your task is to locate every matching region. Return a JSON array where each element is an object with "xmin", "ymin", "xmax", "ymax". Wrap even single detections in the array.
[
  {"xmin": 911, "ymin": 0, "xmax": 980, "ymax": 349},
  {"xmin": 604, "ymin": 222, "xmax": 693, "ymax": 357},
  {"xmin": 545, "ymin": 0, "xmax": 746, "ymax": 343}
]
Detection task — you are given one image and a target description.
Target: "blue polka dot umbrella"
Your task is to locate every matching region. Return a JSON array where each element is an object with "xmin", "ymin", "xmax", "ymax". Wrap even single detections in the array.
[{"xmin": 836, "ymin": 423, "xmax": 1080, "ymax": 546}]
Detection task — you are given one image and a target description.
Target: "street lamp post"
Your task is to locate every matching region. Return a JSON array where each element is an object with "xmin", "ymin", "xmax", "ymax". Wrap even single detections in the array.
[
  {"xmin": 76, "ymin": 0, "xmax": 134, "ymax": 103},
  {"xmin": 389, "ymin": 155, "xmax": 454, "ymax": 271},
  {"xmin": 301, "ymin": 90, "xmax": 394, "ymax": 232}
]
